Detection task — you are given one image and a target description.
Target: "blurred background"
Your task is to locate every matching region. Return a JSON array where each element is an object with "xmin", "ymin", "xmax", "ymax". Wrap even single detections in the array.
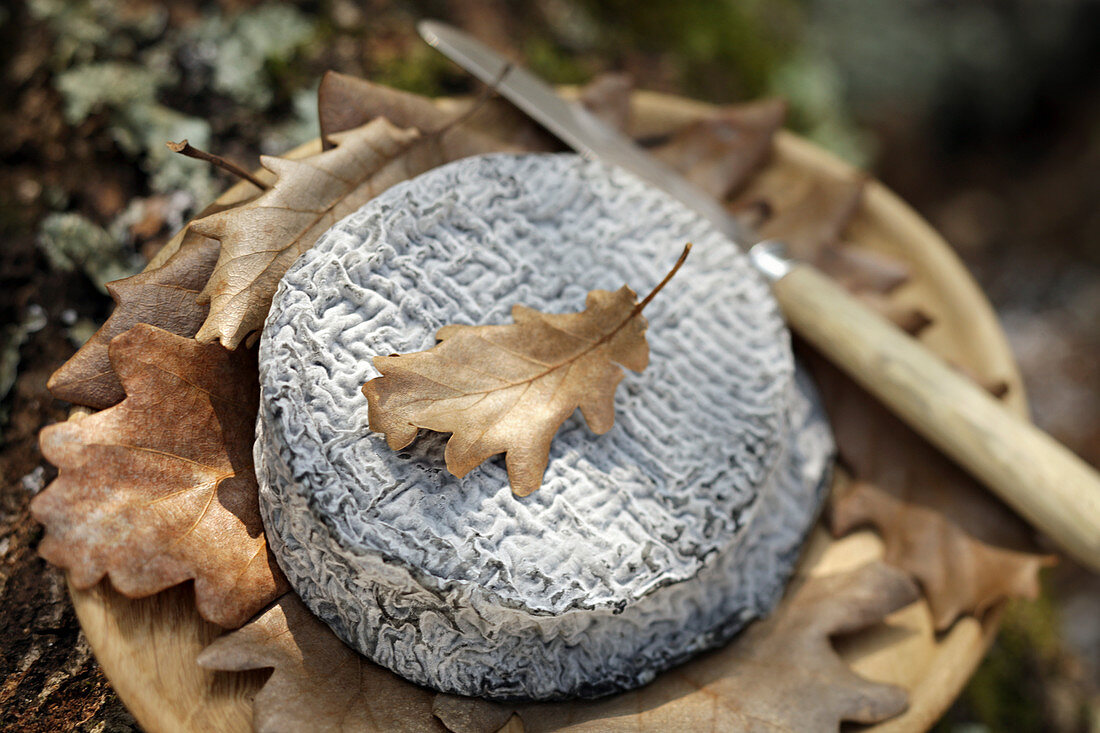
[{"xmin": 1, "ymin": 0, "xmax": 1097, "ymax": 730}]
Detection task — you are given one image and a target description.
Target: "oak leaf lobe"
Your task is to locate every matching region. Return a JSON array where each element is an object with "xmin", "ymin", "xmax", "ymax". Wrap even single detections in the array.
[
  {"xmin": 363, "ymin": 244, "xmax": 689, "ymax": 497},
  {"xmin": 363, "ymin": 285, "xmax": 651, "ymax": 497},
  {"xmin": 191, "ymin": 116, "xmax": 508, "ymax": 349},
  {"xmin": 812, "ymin": 356, "xmax": 1054, "ymax": 630},
  {"xmin": 34, "ymin": 323, "xmax": 287, "ymax": 628},
  {"xmin": 46, "ymin": 237, "xmax": 219, "ymax": 409},
  {"xmin": 197, "ymin": 593, "xmax": 448, "ymax": 733}
]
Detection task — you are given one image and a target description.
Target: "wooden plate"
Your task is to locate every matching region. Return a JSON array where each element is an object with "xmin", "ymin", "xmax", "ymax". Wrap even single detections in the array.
[{"xmin": 67, "ymin": 90, "xmax": 1026, "ymax": 732}]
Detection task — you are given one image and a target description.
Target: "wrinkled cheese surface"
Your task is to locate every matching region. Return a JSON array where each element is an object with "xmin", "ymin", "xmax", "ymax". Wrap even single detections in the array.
[{"xmin": 256, "ymin": 153, "xmax": 833, "ymax": 700}]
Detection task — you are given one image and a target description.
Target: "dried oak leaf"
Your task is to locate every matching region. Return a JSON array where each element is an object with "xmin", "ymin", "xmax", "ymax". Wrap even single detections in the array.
[
  {"xmin": 197, "ymin": 593, "xmax": 449, "ymax": 733},
  {"xmin": 653, "ymin": 98, "xmax": 787, "ymax": 202},
  {"xmin": 730, "ymin": 163, "xmax": 917, "ymax": 322},
  {"xmin": 319, "ymin": 71, "xmax": 458, "ymax": 147},
  {"xmin": 33, "ymin": 323, "xmax": 287, "ymax": 628},
  {"xmin": 810, "ymin": 356, "xmax": 1055, "ymax": 630},
  {"xmin": 732, "ymin": 163, "xmax": 865, "ymax": 260},
  {"xmin": 191, "ymin": 116, "xmax": 507, "ymax": 349},
  {"xmin": 434, "ymin": 561, "xmax": 920, "ymax": 733},
  {"xmin": 814, "ymin": 244, "xmax": 913, "ymax": 296},
  {"xmin": 46, "ymin": 237, "xmax": 219, "ymax": 409},
  {"xmin": 364, "ymin": 287, "xmax": 648, "ymax": 497},
  {"xmin": 318, "ymin": 70, "xmax": 554, "ymax": 153},
  {"xmin": 363, "ymin": 248, "xmax": 688, "ymax": 497},
  {"xmin": 432, "ymin": 696, "xmax": 514, "ymax": 733},
  {"xmin": 856, "ymin": 291, "xmax": 933, "ymax": 337}
]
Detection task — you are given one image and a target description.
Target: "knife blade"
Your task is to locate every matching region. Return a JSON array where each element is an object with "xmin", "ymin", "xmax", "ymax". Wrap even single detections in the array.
[{"xmin": 417, "ymin": 19, "xmax": 1100, "ymax": 573}]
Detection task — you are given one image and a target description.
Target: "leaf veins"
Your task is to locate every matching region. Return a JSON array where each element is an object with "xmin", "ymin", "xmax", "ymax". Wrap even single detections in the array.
[
  {"xmin": 197, "ymin": 593, "xmax": 448, "ymax": 733},
  {"xmin": 191, "ymin": 115, "xmax": 509, "ymax": 350},
  {"xmin": 46, "ymin": 237, "xmax": 219, "ymax": 409},
  {"xmin": 363, "ymin": 244, "xmax": 691, "ymax": 496},
  {"xmin": 34, "ymin": 324, "xmax": 287, "ymax": 628}
]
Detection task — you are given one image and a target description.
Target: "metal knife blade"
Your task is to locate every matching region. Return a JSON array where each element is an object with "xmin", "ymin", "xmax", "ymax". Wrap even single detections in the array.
[{"xmin": 417, "ymin": 20, "xmax": 749, "ymax": 246}]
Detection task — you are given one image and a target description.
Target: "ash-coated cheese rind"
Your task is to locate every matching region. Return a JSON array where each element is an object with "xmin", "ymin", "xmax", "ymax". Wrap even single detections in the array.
[{"xmin": 256, "ymin": 153, "xmax": 833, "ymax": 700}]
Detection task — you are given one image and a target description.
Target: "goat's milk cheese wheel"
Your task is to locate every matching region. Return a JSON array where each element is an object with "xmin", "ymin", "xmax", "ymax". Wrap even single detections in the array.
[{"xmin": 256, "ymin": 153, "xmax": 833, "ymax": 700}]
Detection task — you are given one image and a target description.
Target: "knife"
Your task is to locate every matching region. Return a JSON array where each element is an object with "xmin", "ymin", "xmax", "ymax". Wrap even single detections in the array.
[{"xmin": 418, "ymin": 20, "xmax": 1100, "ymax": 572}]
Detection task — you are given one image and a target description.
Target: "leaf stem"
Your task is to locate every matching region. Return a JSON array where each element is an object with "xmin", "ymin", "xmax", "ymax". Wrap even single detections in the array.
[
  {"xmin": 636, "ymin": 242, "xmax": 692, "ymax": 314},
  {"xmin": 166, "ymin": 140, "xmax": 269, "ymax": 191},
  {"xmin": 369, "ymin": 242, "xmax": 693, "ymax": 414}
]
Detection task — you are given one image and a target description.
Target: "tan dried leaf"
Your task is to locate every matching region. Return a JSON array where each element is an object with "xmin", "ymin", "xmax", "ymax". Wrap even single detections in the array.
[
  {"xmin": 653, "ymin": 98, "xmax": 786, "ymax": 201},
  {"xmin": 855, "ymin": 291, "xmax": 933, "ymax": 336},
  {"xmin": 318, "ymin": 71, "xmax": 458, "ymax": 146},
  {"xmin": 363, "ymin": 247, "xmax": 688, "ymax": 496},
  {"xmin": 811, "ymin": 357, "xmax": 1055, "ymax": 630},
  {"xmin": 815, "ymin": 244, "xmax": 911, "ymax": 295},
  {"xmin": 191, "ymin": 116, "xmax": 507, "ymax": 349},
  {"xmin": 730, "ymin": 163, "xmax": 911, "ymax": 308},
  {"xmin": 197, "ymin": 593, "xmax": 448, "ymax": 733},
  {"xmin": 46, "ymin": 238, "xmax": 219, "ymax": 409},
  {"xmin": 435, "ymin": 561, "xmax": 920, "ymax": 733},
  {"xmin": 432, "ymin": 696, "xmax": 514, "ymax": 733},
  {"xmin": 34, "ymin": 324, "xmax": 287, "ymax": 628},
  {"xmin": 318, "ymin": 70, "xmax": 552, "ymax": 152},
  {"xmin": 364, "ymin": 286, "xmax": 649, "ymax": 497},
  {"xmin": 732, "ymin": 166, "xmax": 865, "ymax": 260}
]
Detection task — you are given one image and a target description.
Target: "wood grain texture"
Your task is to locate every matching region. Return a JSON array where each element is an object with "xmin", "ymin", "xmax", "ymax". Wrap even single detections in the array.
[
  {"xmin": 772, "ymin": 262, "xmax": 1100, "ymax": 571},
  {"xmin": 67, "ymin": 91, "xmax": 1027, "ymax": 733},
  {"xmin": 69, "ymin": 581, "xmax": 266, "ymax": 732}
]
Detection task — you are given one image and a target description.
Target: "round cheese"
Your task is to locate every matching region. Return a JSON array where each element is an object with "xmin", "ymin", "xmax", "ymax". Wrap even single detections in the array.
[{"xmin": 256, "ymin": 153, "xmax": 833, "ymax": 700}]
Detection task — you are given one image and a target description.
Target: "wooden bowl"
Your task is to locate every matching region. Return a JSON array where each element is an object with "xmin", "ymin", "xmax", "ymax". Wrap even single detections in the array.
[{"xmin": 67, "ymin": 90, "xmax": 1025, "ymax": 732}]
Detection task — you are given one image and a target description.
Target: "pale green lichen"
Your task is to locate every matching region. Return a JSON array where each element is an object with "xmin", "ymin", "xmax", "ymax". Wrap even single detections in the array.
[
  {"xmin": 193, "ymin": 3, "xmax": 317, "ymax": 109},
  {"xmin": 767, "ymin": 49, "xmax": 874, "ymax": 167},
  {"xmin": 1, "ymin": 305, "xmax": 47, "ymax": 426},
  {"xmin": 65, "ymin": 318, "xmax": 99, "ymax": 349},
  {"xmin": 261, "ymin": 84, "xmax": 322, "ymax": 154},
  {"xmin": 37, "ymin": 212, "xmax": 141, "ymax": 292},
  {"xmin": 47, "ymin": 3, "xmax": 318, "ymax": 207},
  {"xmin": 55, "ymin": 62, "xmax": 169, "ymax": 124},
  {"xmin": 54, "ymin": 60, "xmax": 217, "ymax": 204},
  {"xmin": 28, "ymin": 0, "xmax": 167, "ymax": 68},
  {"xmin": 371, "ymin": 43, "xmax": 463, "ymax": 98},
  {"xmin": 131, "ymin": 107, "xmax": 217, "ymax": 203}
]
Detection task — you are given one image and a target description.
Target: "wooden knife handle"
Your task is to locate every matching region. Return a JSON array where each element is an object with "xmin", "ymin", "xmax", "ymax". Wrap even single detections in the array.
[{"xmin": 759, "ymin": 250, "xmax": 1100, "ymax": 572}]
